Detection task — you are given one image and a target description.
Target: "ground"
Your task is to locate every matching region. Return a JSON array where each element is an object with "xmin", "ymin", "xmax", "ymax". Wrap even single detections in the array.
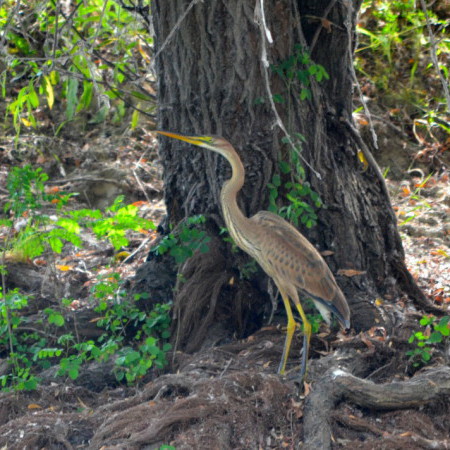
[{"xmin": 0, "ymin": 104, "xmax": 449, "ymax": 449}]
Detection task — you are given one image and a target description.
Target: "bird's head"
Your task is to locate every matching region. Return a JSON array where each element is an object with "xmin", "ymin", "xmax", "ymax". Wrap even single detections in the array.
[{"xmin": 155, "ymin": 130, "xmax": 232, "ymax": 159}]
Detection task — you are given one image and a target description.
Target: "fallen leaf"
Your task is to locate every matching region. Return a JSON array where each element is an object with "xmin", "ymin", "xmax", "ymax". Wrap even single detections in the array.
[
  {"xmin": 430, "ymin": 249, "xmax": 449, "ymax": 258},
  {"xmin": 356, "ymin": 117, "xmax": 369, "ymax": 126},
  {"xmin": 45, "ymin": 186, "xmax": 60, "ymax": 194},
  {"xmin": 132, "ymin": 201, "xmax": 147, "ymax": 207},
  {"xmin": 303, "ymin": 382, "xmax": 312, "ymax": 396},
  {"xmin": 27, "ymin": 403, "xmax": 41, "ymax": 410},
  {"xmin": 401, "ymin": 186, "xmax": 411, "ymax": 196}
]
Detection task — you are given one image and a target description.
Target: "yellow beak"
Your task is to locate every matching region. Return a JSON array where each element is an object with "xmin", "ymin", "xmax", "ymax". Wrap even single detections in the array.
[{"xmin": 155, "ymin": 130, "xmax": 212, "ymax": 147}]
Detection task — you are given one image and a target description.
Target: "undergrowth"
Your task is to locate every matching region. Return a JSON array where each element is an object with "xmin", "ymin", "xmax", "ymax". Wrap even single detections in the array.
[
  {"xmin": 357, "ymin": 0, "xmax": 449, "ymax": 135},
  {"xmin": 0, "ymin": 165, "xmax": 174, "ymax": 391}
]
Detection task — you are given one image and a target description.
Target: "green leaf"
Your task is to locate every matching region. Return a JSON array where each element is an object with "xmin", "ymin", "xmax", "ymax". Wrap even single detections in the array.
[
  {"xmin": 300, "ymin": 88, "xmax": 311, "ymax": 101},
  {"xmin": 56, "ymin": 218, "xmax": 81, "ymax": 234},
  {"xmin": 131, "ymin": 109, "xmax": 140, "ymax": 129},
  {"xmin": 272, "ymin": 174, "xmax": 281, "ymax": 187},
  {"xmin": 279, "ymin": 161, "xmax": 291, "ymax": 174},
  {"xmin": 130, "ymin": 91, "xmax": 154, "ymax": 102},
  {"xmin": 428, "ymin": 331, "xmax": 443, "ymax": 343},
  {"xmin": 272, "ymin": 94, "xmax": 285, "ymax": 104},
  {"xmin": 68, "ymin": 367, "xmax": 79, "ymax": 380},
  {"xmin": 27, "ymin": 84, "xmax": 39, "ymax": 108},
  {"xmin": 66, "ymin": 77, "xmax": 79, "ymax": 120},
  {"xmin": 77, "ymin": 81, "xmax": 93, "ymax": 112},
  {"xmin": 42, "ymin": 76, "xmax": 54, "ymax": 109}
]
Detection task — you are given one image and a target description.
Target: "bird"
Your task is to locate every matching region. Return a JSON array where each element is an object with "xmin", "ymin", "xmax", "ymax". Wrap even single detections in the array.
[{"xmin": 155, "ymin": 130, "xmax": 351, "ymax": 380}]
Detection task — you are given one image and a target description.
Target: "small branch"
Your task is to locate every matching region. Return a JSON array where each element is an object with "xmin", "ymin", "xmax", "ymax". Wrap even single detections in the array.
[
  {"xmin": 254, "ymin": 0, "xmax": 322, "ymax": 180},
  {"xmin": 307, "ymin": 0, "xmax": 340, "ymax": 53},
  {"xmin": 419, "ymin": 0, "xmax": 450, "ymax": 112},
  {"xmin": 341, "ymin": 118, "xmax": 391, "ymax": 204},
  {"xmin": 150, "ymin": 0, "xmax": 201, "ymax": 71}
]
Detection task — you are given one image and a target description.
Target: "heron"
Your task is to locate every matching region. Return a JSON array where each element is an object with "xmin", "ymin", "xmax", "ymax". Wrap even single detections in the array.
[{"xmin": 156, "ymin": 130, "xmax": 351, "ymax": 380}]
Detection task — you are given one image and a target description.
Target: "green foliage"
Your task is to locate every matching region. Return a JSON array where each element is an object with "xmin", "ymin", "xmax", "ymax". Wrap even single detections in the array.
[
  {"xmin": 271, "ymin": 44, "xmax": 329, "ymax": 104},
  {"xmin": 301, "ymin": 298, "xmax": 328, "ymax": 333},
  {"xmin": 267, "ymin": 48, "xmax": 326, "ymax": 229},
  {"xmin": 1, "ymin": 0, "xmax": 154, "ymax": 135},
  {"xmin": 0, "ymin": 276, "xmax": 172, "ymax": 390},
  {"xmin": 267, "ymin": 150, "xmax": 322, "ymax": 229},
  {"xmin": 0, "ymin": 165, "xmax": 167, "ymax": 391},
  {"xmin": 398, "ymin": 175, "xmax": 433, "ymax": 227},
  {"xmin": 89, "ymin": 273, "xmax": 172, "ymax": 383},
  {"xmin": 2, "ymin": 166, "xmax": 155, "ymax": 262},
  {"xmin": 88, "ymin": 196, "xmax": 156, "ymax": 250},
  {"xmin": 357, "ymin": 1, "xmax": 449, "ymax": 127},
  {"xmin": 0, "ymin": 288, "xmax": 66, "ymax": 391},
  {"xmin": 152, "ymin": 215, "xmax": 211, "ymax": 264},
  {"xmin": 5, "ymin": 165, "xmax": 50, "ymax": 216},
  {"xmin": 407, "ymin": 315, "xmax": 450, "ymax": 367},
  {"xmin": 239, "ymin": 260, "xmax": 259, "ymax": 280}
]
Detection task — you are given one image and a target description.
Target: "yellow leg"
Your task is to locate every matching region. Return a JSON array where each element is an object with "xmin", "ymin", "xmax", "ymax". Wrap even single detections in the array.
[
  {"xmin": 278, "ymin": 289, "xmax": 312, "ymax": 381},
  {"xmin": 278, "ymin": 293, "xmax": 297, "ymax": 375},
  {"xmin": 294, "ymin": 299, "xmax": 311, "ymax": 381}
]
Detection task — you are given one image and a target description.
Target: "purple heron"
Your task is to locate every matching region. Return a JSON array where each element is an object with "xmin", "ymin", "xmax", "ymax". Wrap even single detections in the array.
[{"xmin": 156, "ymin": 131, "xmax": 351, "ymax": 380}]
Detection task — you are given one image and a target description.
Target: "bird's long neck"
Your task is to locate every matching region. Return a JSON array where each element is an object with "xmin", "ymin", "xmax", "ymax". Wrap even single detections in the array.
[{"xmin": 220, "ymin": 149, "xmax": 255, "ymax": 254}]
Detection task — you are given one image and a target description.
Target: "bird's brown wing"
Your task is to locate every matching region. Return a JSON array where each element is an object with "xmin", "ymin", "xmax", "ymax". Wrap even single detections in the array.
[{"xmin": 250, "ymin": 210, "xmax": 350, "ymax": 326}]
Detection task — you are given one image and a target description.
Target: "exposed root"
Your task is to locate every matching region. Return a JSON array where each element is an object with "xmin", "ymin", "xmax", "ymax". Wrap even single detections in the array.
[
  {"xmin": 172, "ymin": 237, "xmax": 232, "ymax": 353},
  {"xmin": 303, "ymin": 366, "xmax": 450, "ymax": 449},
  {"xmin": 89, "ymin": 371, "xmax": 291, "ymax": 449}
]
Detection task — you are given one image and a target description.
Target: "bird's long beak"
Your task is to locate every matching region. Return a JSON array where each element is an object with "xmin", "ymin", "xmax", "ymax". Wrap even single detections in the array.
[{"xmin": 155, "ymin": 130, "xmax": 212, "ymax": 148}]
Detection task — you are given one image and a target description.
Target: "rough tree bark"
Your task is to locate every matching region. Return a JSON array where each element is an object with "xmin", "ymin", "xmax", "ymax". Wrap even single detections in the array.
[{"xmin": 147, "ymin": 0, "xmax": 427, "ymax": 353}]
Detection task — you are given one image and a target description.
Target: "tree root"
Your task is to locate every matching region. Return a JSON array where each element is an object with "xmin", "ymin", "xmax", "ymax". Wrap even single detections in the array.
[
  {"xmin": 333, "ymin": 413, "xmax": 450, "ymax": 449},
  {"xmin": 303, "ymin": 366, "xmax": 450, "ymax": 449}
]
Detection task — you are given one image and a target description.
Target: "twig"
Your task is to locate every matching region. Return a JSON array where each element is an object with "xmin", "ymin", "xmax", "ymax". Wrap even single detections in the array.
[
  {"xmin": 347, "ymin": 5, "xmax": 379, "ymax": 151},
  {"xmin": 132, "ymin": 169, "xmax": 152, "ymax": 203},
  {"xmin": 254, "ymin": 0, "xmax": 322, "ymax": 180},
  {"xmin": 219, "ymin": 358, "xmax": 233, "ymax": 378},
  {"xmin": 419, "ymin": 0, "xmax": 450, "ymax": 112},
  {"xmin": 150, "ymin": 0, "xmax": 202, "ymax": 71},
  {"xmin": 308, "ymin": 0, "xmax": 340, "ymax": 52},
  {"xmin": 341, "ymin": 118, "xmax": 390, "ymax": 203},
  {"xmin": 46, "ymin": 176, "xmax": 127, "ymax": 187},
  {"xmin": 119, "ymin": 237, "xmax": 151, "ymax": 266}
]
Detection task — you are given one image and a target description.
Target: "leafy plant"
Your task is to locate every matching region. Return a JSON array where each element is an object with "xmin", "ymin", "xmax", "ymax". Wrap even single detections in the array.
[
  {"xmin": 356, "ymin": 0, "xmax": 449, "ymax": 124},
  {"xmin": 77, "ymin": 195, "xmax": 156, "ymax": 250},
  {"xmin": 0, "ymin": 288, "xmax": 66, "ymax": 391},
  {"xmin": 397, "ymin": 175, "xmax": 433, "ymax": 227},
  {"xmin": 1, "ymin": 0, "xmax": 154, "ymax": 136},
  {"xmin": 90, "ymin": 273, "xmax": 172, "ymax": 383},
  {"xmin": 0, "ymin": 165, "xmax": 165, "ymax": 390},
  {"xmin": 152, "ymin": 215, "xmax": 211, "ymax": 264},
  {"xmin": 2, "ymin": 167, "xmax": 154, "ymax": 266},
  {"xmin": 266, "ymin": 47, "xmax": 327, "ymax": 229},
  {"xmin": 271, "ymin": 44, "xmax": 330, "ymax": 102},
  {"xmin": 267, "ymin": 154, "xmax": 322, "ymax": 229},
  {"xmin": 33, "ymin": 275, "xmax": 173, "ymax": 386},
  {"xmin": 407, "ymin": 315, "xmax": 450, "ymax": 367}
]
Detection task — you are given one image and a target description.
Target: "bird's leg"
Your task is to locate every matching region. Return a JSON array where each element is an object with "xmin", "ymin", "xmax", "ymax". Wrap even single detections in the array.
[
  {"xmin": 278, "ymin": 293, "xmax": 297, "ymax": 375},
  {"xmin": 293, "ymin": 299, "xmax": 312, "ymax": 381}
]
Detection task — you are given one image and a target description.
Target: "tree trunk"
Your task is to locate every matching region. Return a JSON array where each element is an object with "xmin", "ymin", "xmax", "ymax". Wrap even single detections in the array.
[{"xmin": 150, "ymin": 0, "xmax": 427, "ymax": 352}]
